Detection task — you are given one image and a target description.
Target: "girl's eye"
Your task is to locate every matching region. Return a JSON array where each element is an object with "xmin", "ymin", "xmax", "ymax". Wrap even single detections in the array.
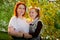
[
  {"xmin": 31, "ymin": 11, "xmax": 34, "ymax": 14},
  {"xmin": 29, "ymin": 11, "xmax": 34, "ymax": 13},
  {"xmin": 29, "ymin": 12, "xmax": 31, "ymax": 13},
  {"xmin": 31, "ymin": 12, "xmax": 34, "ymax": 13}
]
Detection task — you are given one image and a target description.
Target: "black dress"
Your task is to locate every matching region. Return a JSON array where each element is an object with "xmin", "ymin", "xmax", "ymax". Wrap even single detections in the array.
[{"xmin": 29, "ymin": 18, "xmax": 42, "ymax": 40}]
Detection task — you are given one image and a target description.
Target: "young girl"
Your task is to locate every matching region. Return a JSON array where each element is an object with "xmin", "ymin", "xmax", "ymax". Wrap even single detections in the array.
[
  {"xmin": 8, "ymin": 2, "xmax": 29, "ymax": 40},
  {"xmin": 24, "ymin": 7, "xmax": 43, "ymax": 40}
]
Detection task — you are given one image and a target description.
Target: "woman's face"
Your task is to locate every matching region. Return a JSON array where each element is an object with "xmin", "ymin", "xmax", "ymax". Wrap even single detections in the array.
[
  {"xmin": 29, "ymin": 9, "xmax": 38, "ymax": 19},
  {"xmin": 17, "ymin": 4, "xmax": 25, "ymax": 16}
]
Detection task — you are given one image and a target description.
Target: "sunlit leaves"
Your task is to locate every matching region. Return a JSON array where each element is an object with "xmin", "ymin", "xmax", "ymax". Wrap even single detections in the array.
[{"xmin": 0, "ymin": 0, "xmax": 60, "ymax": 39}]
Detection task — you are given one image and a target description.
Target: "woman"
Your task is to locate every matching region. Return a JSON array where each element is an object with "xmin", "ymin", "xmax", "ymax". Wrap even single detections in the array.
[
  {"xmin": 8, "ymin": 2, "xmax": 30, "ymax": 40},
  {"xmin": 24, "ymin": 7, "xmax": 43, "ymax": 40}
]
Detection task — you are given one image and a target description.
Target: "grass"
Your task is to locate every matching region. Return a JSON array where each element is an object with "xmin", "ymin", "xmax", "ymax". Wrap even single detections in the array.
[{"xmin": 0, "ymin": 31, "xmax": 12, "ymax": 40}]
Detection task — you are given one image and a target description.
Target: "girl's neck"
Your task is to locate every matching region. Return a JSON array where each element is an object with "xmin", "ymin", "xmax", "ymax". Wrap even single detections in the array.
[
  {"xmin": 32, "ymin": 18, "xmax": 36, "ymax": 20},
  {"xmin": 32, "ymin": 17, "xmax": 39, "ymax": 21}
]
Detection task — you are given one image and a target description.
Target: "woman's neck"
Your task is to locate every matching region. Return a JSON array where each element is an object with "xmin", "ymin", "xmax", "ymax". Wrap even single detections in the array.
[{"xmin": 18, "ymin": 15, "xmax": 24, "ymax": 19}]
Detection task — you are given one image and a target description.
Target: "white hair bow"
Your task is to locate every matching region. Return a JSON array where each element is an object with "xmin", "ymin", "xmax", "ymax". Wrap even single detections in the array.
[{"xmin": 29, "ymin": 6, "xmax": 40, "ymax": 10}]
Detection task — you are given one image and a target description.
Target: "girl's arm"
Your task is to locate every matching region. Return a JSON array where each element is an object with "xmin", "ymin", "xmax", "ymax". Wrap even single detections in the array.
[
  {"xmin": 24, "ymin": 21, "xmax": 42, "ymax": 38},
  {"xmin": 29, "ymin": 21, "xmax": 42, "ymax": 37}
]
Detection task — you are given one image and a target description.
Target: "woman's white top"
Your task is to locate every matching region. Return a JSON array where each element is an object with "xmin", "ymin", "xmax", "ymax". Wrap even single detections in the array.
[{"xmin": 8, "ymin": 16, "xmax": 29, "ymax": 33}]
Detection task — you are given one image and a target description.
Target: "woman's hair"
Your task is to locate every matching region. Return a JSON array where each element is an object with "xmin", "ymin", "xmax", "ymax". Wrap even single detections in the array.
[
  {"xmin": 14, "ymin": 2, "xmax": 26, "ymax": 17},
  {"xmin": 29, "ymin": 7, "xmax": 40, "ymax": 18}
]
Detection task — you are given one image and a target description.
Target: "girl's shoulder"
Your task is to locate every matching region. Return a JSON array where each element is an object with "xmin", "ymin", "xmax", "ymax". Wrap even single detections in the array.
[
  {"xmin": 37, "ymin": 20, "xmax": 43, "ymax": 27},
  {"xmin": 38, "ymin": 19, "xmax": 42, "ymax": 23}
]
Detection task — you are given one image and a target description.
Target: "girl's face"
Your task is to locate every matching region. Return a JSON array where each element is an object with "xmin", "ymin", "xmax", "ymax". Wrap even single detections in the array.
[
  {"xmin": 29, "ymin": 9, "xmax": 38, "ymax": 19},
  {"xmin": 17, "ymin": 4, "xmax": 25, "ymax": 16}
]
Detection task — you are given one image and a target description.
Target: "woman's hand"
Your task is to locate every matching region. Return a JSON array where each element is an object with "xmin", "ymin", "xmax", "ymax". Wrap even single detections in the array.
[{"xmin": 24, "ymin": 33, "xmax": 32, "ymax": 38}]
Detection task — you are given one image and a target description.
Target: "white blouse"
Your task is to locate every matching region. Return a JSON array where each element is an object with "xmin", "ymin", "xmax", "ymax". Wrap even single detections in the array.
[{"xmin": 8, "ymin": 16, "xmax": 29, "ymax": 33}]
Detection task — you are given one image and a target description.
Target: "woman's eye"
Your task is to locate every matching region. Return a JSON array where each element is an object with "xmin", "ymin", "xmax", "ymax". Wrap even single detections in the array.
[
  {"xmin": 23, "ymin": 8, "xmax": 25, "ymax": 9},
  {"xmin": 19, "ymin": 8, "xmax": 25, "ymax": 10},
  {"xmin": 19, "ymin": 8, "xmax": 21, "ymax": 9}
]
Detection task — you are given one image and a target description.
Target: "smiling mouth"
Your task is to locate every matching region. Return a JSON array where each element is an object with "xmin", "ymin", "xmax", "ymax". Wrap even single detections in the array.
[{"xmin": 20, "ymin": 11, "xmax": 23, "ymax": 13}]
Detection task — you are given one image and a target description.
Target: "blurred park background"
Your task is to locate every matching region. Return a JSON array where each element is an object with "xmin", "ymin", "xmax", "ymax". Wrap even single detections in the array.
[{"xmin": 0, "ymin": 0, "xmax": 60, "ymax": 40}]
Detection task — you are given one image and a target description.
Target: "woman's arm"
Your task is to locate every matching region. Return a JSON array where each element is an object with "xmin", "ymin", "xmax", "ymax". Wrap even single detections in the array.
[{"xmin": 8, "ymin": 26, "xmax": 23, "ymax": 37}]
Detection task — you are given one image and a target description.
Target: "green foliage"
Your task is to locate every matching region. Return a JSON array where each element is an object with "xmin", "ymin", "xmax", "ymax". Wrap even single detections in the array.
[
  {"xmin": 0, "ymin": 31, "xmax": 12, "ymax": 39},
  {"xmin": 0, "ymin": 0, "xmax": 60, "ymax": 40}
]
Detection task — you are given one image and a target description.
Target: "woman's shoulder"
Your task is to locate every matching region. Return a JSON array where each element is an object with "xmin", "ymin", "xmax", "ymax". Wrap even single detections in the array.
[
  {"xmin": 23, "ymin": 17, "xmax": 27, "ymax": 21},
  {"xmin": 23, "ymin": 17, "xmax": 26, "ymax": 20},
  {"xmin": 10, "ymin": 16, "xmax": 17, "ymax": 21},
  {"xmin": 11, "ymin": 16, "xmax": 17, "ymax": 19}
]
